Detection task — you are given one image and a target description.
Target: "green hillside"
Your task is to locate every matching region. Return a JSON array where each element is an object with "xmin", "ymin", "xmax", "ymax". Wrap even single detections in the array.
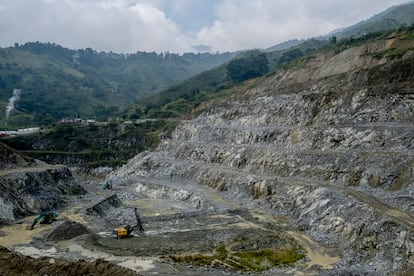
[
  {"xmin": 330, "ymin": 2, "xmax": 414, "ymax": 39},
  {"xmin": 0, "ymin": 42, "xmax": 235, "ymax": 128},
  {"xmin": 127, "ymin": 39, "xmax": 329, "ymax": 120},
  {"xmin": 4, "ymin": 26, "xmax": 413, "ymax": 169},
  {"xmin": 264, "ymin": 1, "xmax": 414, "ymax": 51},
  {"xmin": 135, "ymin": 1, "xmax": 414, "ymax": 121},
  {"xmin": 1, "ymin": 2, "xmax": 413, "ymax": 130},
  {"xmin": 0, "ymin": 46, "xmax": 117, "ymax": 127}
]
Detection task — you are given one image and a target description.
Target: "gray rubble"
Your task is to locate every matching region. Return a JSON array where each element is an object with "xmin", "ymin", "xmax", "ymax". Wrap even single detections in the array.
[{"xmin": 109, "ymin": 41, "xmax": 414, "ymax": 274}]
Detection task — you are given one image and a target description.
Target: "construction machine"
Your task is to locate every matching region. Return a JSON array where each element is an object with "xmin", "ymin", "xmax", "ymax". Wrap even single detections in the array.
[
  {"xmin": 114, "ymin": 207, "xmax": 144, "ymax": 238},
  {"xmin": 30, "ymin": 212, "xmax": 58, "ymax": 230},
  {"xmin": 101, "ymin": 180, "xmax": 112, "ymax": 190}
]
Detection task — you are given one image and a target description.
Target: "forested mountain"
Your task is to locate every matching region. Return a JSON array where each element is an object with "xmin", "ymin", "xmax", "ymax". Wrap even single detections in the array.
[
  {"xmin": 1, "ymin": 1, "xmax": 413, "ymax": 129},
  {"xmin": 266, "ymin": 1, "xmax": 414, "ymax": 51},
  {"xmin": 328, "ymin": 1, "xmax": 414, "ymax": 39},
  {"xmin": 127, "ymin": 39, "xmax": 330, "ymax": 119},
  {"xmin": 0, "ymin": 42, "xmax": 235, "ymax": 127},
  {"xmin": 131, "ymin": 1, "xmax": 414, "ymax": 121}
]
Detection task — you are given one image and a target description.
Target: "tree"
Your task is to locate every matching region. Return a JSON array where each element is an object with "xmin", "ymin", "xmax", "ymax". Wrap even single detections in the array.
[
  {"xmin": 226, "ymin": 51, "xmax": 269, "ymax": 83},
  {"xmin": 277, "ymin": 49, "xmax": 304, "ymax": 66}
]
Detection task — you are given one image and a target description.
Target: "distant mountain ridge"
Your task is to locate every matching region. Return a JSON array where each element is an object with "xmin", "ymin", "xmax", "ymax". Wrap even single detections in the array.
[
  {"xmin": 329, "ymin": 1, "xmax": 414, "ymax": 38},
  {"xmin": 1, "ymin": 2, "xmax": 413, "ymax": 128},
  {"xmin": 266, "ymin": 1, "xmax": 414, "ymax": 50},
  {"xmin": 0, "ymin": 43, "xmax": 235, "ymax": 127}
]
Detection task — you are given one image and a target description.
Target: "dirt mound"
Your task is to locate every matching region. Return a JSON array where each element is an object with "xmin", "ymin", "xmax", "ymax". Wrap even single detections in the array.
[
  {"xmin": 47, "ymin": 220, "xmax": 90, "ymax": 241},
  {"xmin": 0, "ymin": 246, "xmax": 141, "ymax": 276},
  {"xmin": 85, "ymin": 194, "xmax": 142, "ymax": 226},
  {"xmin": 86, "ymin": 194, "xmax": 122, "ymax": 217},
  {"xmin": 0, "ymin": 142, "xmax": 34, "ymax": 170}
]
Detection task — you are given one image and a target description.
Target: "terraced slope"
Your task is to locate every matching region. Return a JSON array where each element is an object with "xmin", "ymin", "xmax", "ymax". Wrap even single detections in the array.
[
  {"xmin": 0, "ymin": 142, "xmax": 86, "ymax": 225},
  {"xmin": 109, "ymin": 34, "xmax": 414, "ymax": 274}
]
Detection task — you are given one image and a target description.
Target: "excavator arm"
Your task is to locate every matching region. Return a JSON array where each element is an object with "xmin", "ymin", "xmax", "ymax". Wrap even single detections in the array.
[
  {"xmin": 134, "ymin": 207, "xmax": 144, "ymax": 233},
  {"xmin": 115, "ymin": 208, "xmax": 144, "ymax": 238},
  {"xmin": 30, "ymin": 214, "xmax": 44, "ymax": 230},
  {"xmin": 30, "ymin": 213, "xmax": 58, "ymax": 230}
]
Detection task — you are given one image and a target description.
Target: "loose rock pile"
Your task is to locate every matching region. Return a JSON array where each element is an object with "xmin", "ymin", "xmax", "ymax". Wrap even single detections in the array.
[
  {"xmin": 47, "ymin": 220, "xmax": 90, "ymax": 241},
  {"xmin": 0, "ymin": 246, "xmax": 140, "ymax": 276}
]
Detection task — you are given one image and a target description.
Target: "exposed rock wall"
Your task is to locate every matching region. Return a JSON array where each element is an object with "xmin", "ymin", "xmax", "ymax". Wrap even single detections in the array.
[
  {"xmin": 0, "ymin": 179, "xmax": 31, "ymax": 225},
  {"xmin": 0, "ymin": 166, "xmax": 86, "ymax": 225},
  {"xmin": 0, "ymin": 142, "xmax": 35, "ymax": 170},
  {"xmin": 26, "ymin": 151, "xmax": 131, "ymax": 165},
  {"xmin": 109, "ymin": 39, "xmax": 414, "ymax": 273}
]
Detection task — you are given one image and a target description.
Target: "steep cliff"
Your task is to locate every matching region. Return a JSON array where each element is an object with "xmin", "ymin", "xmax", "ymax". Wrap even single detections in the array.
[
  {"xmin": 109, "ymin": 34, "xmax": 414, "ymax": 274},
  {"xmin": 0, "ymin": 142, "xmax": 86, "ymax": 225},
  {"xmin": 0, "ymin": 143, "xmax": 35, "ymax": 170}
]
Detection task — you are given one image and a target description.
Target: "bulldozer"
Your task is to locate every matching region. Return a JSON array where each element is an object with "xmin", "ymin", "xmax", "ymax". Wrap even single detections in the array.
[{"xmin": 114, "ymin": 207, "xmax": 144, "ymax": 239}]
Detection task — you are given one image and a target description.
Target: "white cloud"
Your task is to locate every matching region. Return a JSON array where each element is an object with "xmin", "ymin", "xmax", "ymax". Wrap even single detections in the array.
[
  {"xmin": 0, "ymin": 0, "xmax": 192, "ymax": 53},
  {"xmin": 0, "ymin": 0, "xmax": 410, "ymax": 53},
  {"xmin": 196, "ymin": 0, "xmax": 411, "ymax": 52}
]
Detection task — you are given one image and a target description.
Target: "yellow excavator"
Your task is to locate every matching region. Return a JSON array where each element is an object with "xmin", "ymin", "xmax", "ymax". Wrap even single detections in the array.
[{"xmin": 114, "ymin": 207, "xmax": 144, "ymax": 238}]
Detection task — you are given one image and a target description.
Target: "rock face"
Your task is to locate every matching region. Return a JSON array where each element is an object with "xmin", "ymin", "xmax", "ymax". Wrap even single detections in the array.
[
  {"xmin": 0, "ymin": 143, "xmax": 86, "ymax": 225},
  {"xmin": 110, "ymin": 37, "xmax": 414, "ymax": 273},
  {"xmin": 0, "ymin": 143, "xmax": 35, "ymax": 170},
  {"xmin": 0, "ymin": 166, "xmax": 86, "ymax": 225},
  {"xmin": 2, "ymin": 125, "xmax": 149, "ymax": 166}
]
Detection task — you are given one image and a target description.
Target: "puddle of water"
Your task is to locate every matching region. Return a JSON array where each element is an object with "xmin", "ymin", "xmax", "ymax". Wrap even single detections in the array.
[
  {"xmin": 59, "ymin": 241, "xmax": 156, "ymax": 272},
  {"xmin": 14, "ymin": 245, "xmax": 57, "ymax": 258},
  {"xmin": 125, "ymin": 198, "xmax": 188, "ymax": 216},
  {"xmin": 233, "ymin": 209, "xmax": 339, "ymax": 270},
  {"xmin": 0, "ymin": 216, "xmax": 51, "ymax": 247},
  {"xmin": 0, "ymin": 201, "xmax": 156, "ymax": 273},
  {"xmin": 59, "ymin": 210, "xmax": 87, "ymax": 225},
  {"xmin": 14, "ymin": 241, "xmax": 156, "ymax": 273},
  {"xmin": 115, "ymin": 258, "xmax": 155, "ymax": 272},
  {"xmin": 0, "ymin": 203, "xmax": 91, "ymax": 249}
]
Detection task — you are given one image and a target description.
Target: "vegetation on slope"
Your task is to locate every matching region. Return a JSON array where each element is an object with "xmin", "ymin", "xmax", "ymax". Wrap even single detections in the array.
[
  {"xmin": 0, "ymin": 42, "xmax": 235, "ymax": 128},
  {"xmin": 126, "ymin": 38, "xmax": 332, "ymax": 120},
  {"xmin": 2, "ymin": 120, "xmax": 172, "ymax": 167},
  {"xmin": 168, "ymin": 242, "xmax": 304, "ymax": 272},
  {"xmin": 331, "ymin": 2, "xmax": 414, "ymax": 39},
  {"xmin": 3, "ymin": 19, "xmax": 414, "ymax": 168},
  {"xmin": 2, "ymin": 1, "xmax": 413, "ymax": 129},
  {"xmin": 124, "ymin": 25, "xmax": 414, "ymax": 142}
]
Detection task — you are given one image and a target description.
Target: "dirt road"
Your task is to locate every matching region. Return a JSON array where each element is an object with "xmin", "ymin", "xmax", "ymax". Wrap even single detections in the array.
[{"xmin": 0, "ymin": 164, "xmax": 65, "ymax": 176}]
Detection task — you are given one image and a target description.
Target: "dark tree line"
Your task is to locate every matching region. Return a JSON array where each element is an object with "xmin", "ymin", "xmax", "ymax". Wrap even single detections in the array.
[{"xmin": 226, "ymin": 51, "xmax": 269, "ymax": 83}]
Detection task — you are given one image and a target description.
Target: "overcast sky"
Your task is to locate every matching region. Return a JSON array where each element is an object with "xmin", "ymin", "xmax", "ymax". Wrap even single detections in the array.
[{"xmin": 0, "ymin": 0, "xmax": 410, "ymax": 53}]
